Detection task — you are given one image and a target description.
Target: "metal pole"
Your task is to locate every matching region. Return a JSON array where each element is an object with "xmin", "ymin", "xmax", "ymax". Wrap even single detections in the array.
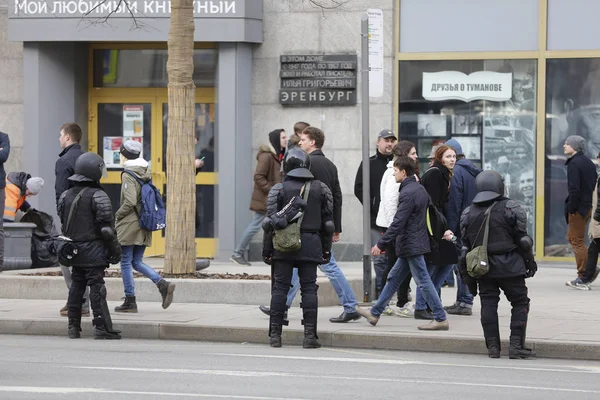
[{"xmin": 360, "ymin": 14, "xmax": 372, "ymax": 303}]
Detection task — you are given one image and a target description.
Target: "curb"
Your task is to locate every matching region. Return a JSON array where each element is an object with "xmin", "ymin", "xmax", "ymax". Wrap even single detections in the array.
[
  {"xmin": 0, "ymin": 275, "xmax": 363, "ymax": 307},
  {"xmin": 2, "ymin": 318, "xmax": 600, "ymax": 361}
]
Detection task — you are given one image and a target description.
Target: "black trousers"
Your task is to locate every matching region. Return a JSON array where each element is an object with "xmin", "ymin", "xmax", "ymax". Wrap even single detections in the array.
[
  {"xmin": 478, "ymin": 276, "xmax": 530, "ymax": 340},
  {"xmin": 380, "ymin": 244, "xmax": 412, "ymax": 307},
  {"xmin": 67, "ymin": 266, "xmax": 115, "ymax": 331},
  {"xmin": 270, "ymin": 260, "xmax": 318, "ymax": 326},
  {"xmin": 583, "ymin": 238, "xmax": 599, "ymax": 282}
]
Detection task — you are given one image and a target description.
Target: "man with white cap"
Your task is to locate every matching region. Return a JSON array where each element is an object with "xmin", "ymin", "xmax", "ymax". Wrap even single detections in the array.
[
  {"xmin": 3, "ymin": 172, "xmax": 44, "ymax": 222},
  {"xmin": 563, "ymin": 135, "xmax": 598, "ymax": 280}
]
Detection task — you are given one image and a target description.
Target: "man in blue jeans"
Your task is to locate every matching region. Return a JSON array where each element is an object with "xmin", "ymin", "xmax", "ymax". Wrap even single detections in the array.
[
  {"xmin": 355, "ymin": 156, "xmax": 450, "ymax": 330},
  {"xmin": 259, "ymin": 126, "xmax": 360, "ymax": 323}
]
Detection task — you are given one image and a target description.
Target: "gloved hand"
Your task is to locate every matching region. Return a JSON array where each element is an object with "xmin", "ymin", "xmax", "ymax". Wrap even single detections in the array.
[
  {"xmin": 525, "ymin": 260, "xmax": 538, "ymax": 278},
  {"xmin": 108, "ymin": 248, "xmax": 122, "ymax": 265},
  {"xmin": 322, "ymin": 251, "xmax": 332, "ymax": 264},
  {"xmin": 262, "ymin": 250, "xmax": 273, "ymax": 265}
]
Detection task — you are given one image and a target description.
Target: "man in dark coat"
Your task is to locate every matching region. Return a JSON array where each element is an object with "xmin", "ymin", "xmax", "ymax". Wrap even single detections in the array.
[
  {"xmin": 0, "ymin": 131, "xmax": 10, "ymax": 272},
  {"xmin": 354, "ymin": 129, "xmax": 396, "ymax": 294},
  {"xmin": 459, "ymin": 170, "xmax": 537, "ymax": 359},
  {"xmin": 263, "ymin": 147, "xmax": 334, "ymax": 348},
  {"xmin": 55, "ymin": 123, "xmax": 88, "ymax": 316},
  {"xmin": 564, "ymin": 135, "xmax": 597, "ymax": 278},
  {"xmin": 58, "ymin": 152, "xmax": 122, "ymax": 340},
  {"xmin": 356, "ymin": 156, "xmax": 451, "ymax": 331},
  {"xmin": 444, "ymin": 139, "xmax": 481, "ymax": 315}
]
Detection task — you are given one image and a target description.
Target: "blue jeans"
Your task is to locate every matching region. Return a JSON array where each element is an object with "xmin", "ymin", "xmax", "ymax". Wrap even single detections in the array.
[
  {"xmin": 286, "ymin": 250, "xmax": 358, "ymax": 313},
  {"xmin": 233, "ymin": 212, "xmax": 265, "ymax": 257},
  {"xmin": 372, "ymin": 255, "xmax": 446, "ymax": 322},
  {"xmin": 120, "ymin": 245, "xmax": 162, "ymax": 297},
  {"xmin": 371, "ymin": 228, "xmax": 388, "ymax": 293},
  {"xmin": 416, "ymin": 262, "xmax": 454, "ymax": 311},
  {"xmin": 455, "ymin": 264, "xmax": 474, "ymax": 306}
]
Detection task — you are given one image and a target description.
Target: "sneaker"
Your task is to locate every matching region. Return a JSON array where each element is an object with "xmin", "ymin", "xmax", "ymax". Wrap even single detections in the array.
[
  {"xmin": 230, "ymin": 255, "xmax": 251, "ymax": 266},
  {"xmin": 392, "ymin": 305, "xmax": 414, "ymax": 318},
  {"xmin": 443, "ymin": 302, "xmax": 459, "ymax": 311},
  {"xmin": 447, "ymin": 305, "xmax": 473, "ymax": 316},
  {"xmin": 566, "ymin": 278, "xmax": 591, "ymax": 291}
]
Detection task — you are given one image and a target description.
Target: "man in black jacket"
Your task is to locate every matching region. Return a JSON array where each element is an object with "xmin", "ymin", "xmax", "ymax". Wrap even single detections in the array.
[
  {"xmin": 564, "ymin": 135, "xmax": 597, "ymax": 278},
  {"xmin": 298, "ymin": 126, "xmax": 361, "ymax": 323},
  {"xmin": 0, "ymin": 131, "xmax": 10, "ymax": 272},
  {"xmin": 356, "ymin": 156, "xmax": 450, "ymax": 331},
  {"xmin": 58, "ymin": 152, "xmax": 122, "ymax": 340},
  {"xmin": 354, "ymin": 129, "xmax": 396, "ymax": 294},
  {"xmin": 55, "ymin": 123, "xmax": 88, "ymax": 316},
  {"xmin": 459, "ymin": 170, "xmax": 537, "ymax": 359}
]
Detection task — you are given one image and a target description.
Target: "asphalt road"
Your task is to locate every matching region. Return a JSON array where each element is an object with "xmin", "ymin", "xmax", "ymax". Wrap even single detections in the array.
[{"xmin": 1, "ymin": 335, "xmax": 600, "ymax": 400}]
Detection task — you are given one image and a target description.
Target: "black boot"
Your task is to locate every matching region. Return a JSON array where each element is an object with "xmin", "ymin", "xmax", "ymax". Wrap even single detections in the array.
[
  {"xmin": 509, "ymin": 336, "xmax": 535, "ymax": 359},
  {"xmin": 485, "ymin": 337, "xmax": 501, "ymax": 358},
  {"xmin": 94, "ymin": 325, "xmax": 122, "ymax": 340},
  {"xmin": 269, "ymin": 323, "xmax": 282, "ymax": 348},
  {"xmin": 114, "ymin": 296, "xmax": 138, "ymax": 313},
  {"xmin": 68, "ymin": 317, "xmax": 81, "ymax": 339},
  {"xmin": 302, "ymin": 308, "xmax": 321, "ymax": 349},
  {"xmin": 157, "ymin": 279, "xmax": 176, "ymax": 309}
]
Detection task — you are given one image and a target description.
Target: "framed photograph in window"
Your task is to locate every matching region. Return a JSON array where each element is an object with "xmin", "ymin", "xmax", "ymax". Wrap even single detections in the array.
[{"xmin": 417, "ymin": 114, "xmax": 447, "ymax": 136}]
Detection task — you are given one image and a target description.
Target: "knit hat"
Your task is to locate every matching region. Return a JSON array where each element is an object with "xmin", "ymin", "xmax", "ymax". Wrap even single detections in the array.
[
  {"xmin": 445, "ymin": 139, "xmax": 463, "ymax": 156},
  {"xmin": 565, "ymin": 135, "xmax": 586, "ymax": 153},
  {"xmin": 26, "ymin": 177, "xmax": 44, "ymax": 195},
  {"xmin": 120, "ymin": 139, "xmax": 142, "ymax": 160}
]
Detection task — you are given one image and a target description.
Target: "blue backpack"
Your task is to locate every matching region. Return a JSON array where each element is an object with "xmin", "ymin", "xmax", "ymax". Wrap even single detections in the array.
[{"xmin": 122, "ymin": 170, "xmax": 166, "ymax": 231}]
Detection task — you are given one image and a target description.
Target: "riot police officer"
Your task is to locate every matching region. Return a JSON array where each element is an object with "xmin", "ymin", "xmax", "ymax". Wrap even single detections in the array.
[
  {"xmin": 57, "ymin": 152, "xmax": 123, "ymax": 340},
  {"xmin": 263, "ymin": 147, "xmax": 334, "ymax": 348},
  {"xmin": 459, "ymin": 170, "xmax": 537, "ymax": 359}
]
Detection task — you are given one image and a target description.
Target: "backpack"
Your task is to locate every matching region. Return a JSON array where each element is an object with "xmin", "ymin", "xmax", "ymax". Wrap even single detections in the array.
[
  {"xmin": 122, "ymin": 170, "xmax": 166, "ymax": 231},
  {"xmin": 273, "ymin": 182, "xmax": 310, "ymax": 252}
]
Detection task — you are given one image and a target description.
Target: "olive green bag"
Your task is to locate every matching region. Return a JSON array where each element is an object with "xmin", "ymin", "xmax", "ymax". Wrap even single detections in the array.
[
  {"xmin": 273, "ymin": 182, "xmax": 310, "ymax": 252},
  {"xmin": 466, "ymin": 203, "xmax": 496, "ymax": 279}
]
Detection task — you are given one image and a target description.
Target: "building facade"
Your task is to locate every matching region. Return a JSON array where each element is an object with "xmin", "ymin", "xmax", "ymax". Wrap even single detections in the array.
[{"xmin": 0, "ymin": 0, "xmax": 595, "ymax": 261}]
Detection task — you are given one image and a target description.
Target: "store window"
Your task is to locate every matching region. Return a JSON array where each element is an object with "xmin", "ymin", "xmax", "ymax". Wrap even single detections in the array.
[
  {"xmin": 92, "ymin": 49, "xmax": 217, "ymax": 88},
  {"xmin": 545, "ymin": 59, "xmax": 600, "ymax": 256},
  {"xmin": 399, "ymin": 59, "xmax": 537, "ymax": 237}
]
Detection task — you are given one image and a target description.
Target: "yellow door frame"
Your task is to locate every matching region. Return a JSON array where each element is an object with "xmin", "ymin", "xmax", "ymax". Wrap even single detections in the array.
[
  {"xmin": 87, "ymin": 43, "xmax": 217, "ymax": 258},
  {"xmin": 394, "ymin": 0, "xmax": 600, "ymax": 261}
]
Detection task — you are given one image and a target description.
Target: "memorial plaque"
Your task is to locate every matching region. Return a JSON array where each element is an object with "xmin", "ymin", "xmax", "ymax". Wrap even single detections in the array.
[{"xmin": 279, "ymin": 54, "xmax": 358, "ymax": 106}]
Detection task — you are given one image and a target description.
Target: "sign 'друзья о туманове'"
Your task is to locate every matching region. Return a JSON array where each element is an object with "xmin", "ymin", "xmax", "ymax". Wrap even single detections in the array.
[
  {"xmin": 422, "ymin": 71, "xmax": 513, "ymax": 102},
  {"xmin": 279, "ymin": 54, "xmax": 358, "ymax": 106}
]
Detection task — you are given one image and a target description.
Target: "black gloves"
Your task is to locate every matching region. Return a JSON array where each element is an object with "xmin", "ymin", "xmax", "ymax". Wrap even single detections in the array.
[
  {"xmin": 262, "ymin": 228, "xmax": 274, "ymax": 265},
  {"xmin": 108, "ymin": 249, "xmax": 122, "ymax": 265},
  {"xmin": 463, "ymin": 274, "xmax": 478, "ymax": 297},
  {"xmin": 322, "ymin": 251, "xmax": 332, "ymax": 264},
  {"xmin": 525, "ymin": 260, "xmax": 538, "ymax": 278},
  {"xmin": 100, "ymin": 227, "xmax": 122, "ymax": 265}
]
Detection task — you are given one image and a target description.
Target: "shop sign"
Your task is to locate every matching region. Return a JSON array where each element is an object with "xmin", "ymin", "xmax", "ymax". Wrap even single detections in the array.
[
  {"xmin": 422, "ymin": 71, "xmax": 513, "ymax": 102},
  {"xmin": 11, "ymin": 0, "xmax": 238, "ymax": 17},
  {"xmin": 279, "ymin": 54, "xmax": 358, "ymax": 106}
]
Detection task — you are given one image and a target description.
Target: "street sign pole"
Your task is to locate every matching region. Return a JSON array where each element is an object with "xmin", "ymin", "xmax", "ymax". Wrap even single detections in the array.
[{"xmin": 360, "ymin": 14, "xmax": 372, "ymax": 303}]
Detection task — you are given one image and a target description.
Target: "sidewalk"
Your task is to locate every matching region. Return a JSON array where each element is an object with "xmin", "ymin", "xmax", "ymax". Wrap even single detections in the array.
[{"xmin": 1, "ymin": 261, "xmax": 600, "ymax": 360}]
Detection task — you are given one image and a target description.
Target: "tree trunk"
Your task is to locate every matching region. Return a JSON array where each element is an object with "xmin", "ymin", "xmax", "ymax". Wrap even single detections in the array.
[{"xmin": 164, "ymin": 0, "xmax": 196, "ymax": 274}]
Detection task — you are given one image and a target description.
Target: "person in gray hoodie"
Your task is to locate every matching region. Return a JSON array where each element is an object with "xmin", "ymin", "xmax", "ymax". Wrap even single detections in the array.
[
  {"xmin": 444, "ymin": 138, "xmax": 482, "ymax": 315},
  {"xmin": 114, "ymin": 140, "xmax": 175, "ymax": 313}
]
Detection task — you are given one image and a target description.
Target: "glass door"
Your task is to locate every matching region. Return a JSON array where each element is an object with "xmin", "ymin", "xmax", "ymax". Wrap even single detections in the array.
[{"xmin": 158, "ymin": 95, "xmax": 217, "ymax": 258}]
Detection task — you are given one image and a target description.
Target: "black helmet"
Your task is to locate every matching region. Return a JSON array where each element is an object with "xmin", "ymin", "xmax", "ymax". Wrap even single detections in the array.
[
  {"xmin": 68, "ymin": 152, "xmax": 108, "ymax": 183},
  {"xmin": 284, "ymin": 147, "xmax": 313, "ymax": 179},
  {"xmin": 472, "ymin": 170, "xmax": 504, "ymax": 204}
]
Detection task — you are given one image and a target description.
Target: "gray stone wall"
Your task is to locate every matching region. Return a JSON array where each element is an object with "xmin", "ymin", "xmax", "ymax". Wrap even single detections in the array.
[
  {"xmin": 0, "ymin": 0, "xmax": 24, "ymax": 172},
  {"xmin": 249, "ymin": 0, "xmax": 395, "ymax": 260}
]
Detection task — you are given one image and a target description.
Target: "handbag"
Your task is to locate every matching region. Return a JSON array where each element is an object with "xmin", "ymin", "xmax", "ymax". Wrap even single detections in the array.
[
  {"xmin": 466, "ymin": 202, "xmax": 496, "ymax": 279},
  {"xmin": 273, "ymin": 182, "xmax": 310, "ymax": 252}
]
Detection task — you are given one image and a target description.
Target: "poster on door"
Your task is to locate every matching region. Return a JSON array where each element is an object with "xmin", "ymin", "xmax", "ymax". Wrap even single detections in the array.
[
  {"xmin": 103, "ymin": 136, "xmax": 143, "ymax": 168},
  {"xmin": 123, "ymin": 105, "xmax": 143, "ymax": 137}
]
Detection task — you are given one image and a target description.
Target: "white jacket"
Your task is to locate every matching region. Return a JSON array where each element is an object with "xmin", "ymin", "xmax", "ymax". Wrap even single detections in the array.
[{"xmin": 376, "ymin": 161, "xmax": 400, "ymax": 228}]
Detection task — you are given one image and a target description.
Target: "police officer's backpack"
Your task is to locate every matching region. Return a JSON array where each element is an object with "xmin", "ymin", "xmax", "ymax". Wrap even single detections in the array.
[
  {"xmin": 122, "ymin": 171, "xmax": 166, "ymax": 232},
  {"xmin": 273, "ymin": 182, "xmax": 310, "ymax": 252}
]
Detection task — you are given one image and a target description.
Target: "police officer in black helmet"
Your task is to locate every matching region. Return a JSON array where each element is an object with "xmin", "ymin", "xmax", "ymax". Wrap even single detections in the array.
[
  {"xmin": 58, "ymin": 152, "xmax": 123, "ymax": 339},
  {"xmin": 459, "ymin": 170, "xmax": 537, "ymax": 359},
  {"xmin": 263, "ymin": 147, "xmax": 334, "ymax": 348}
]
